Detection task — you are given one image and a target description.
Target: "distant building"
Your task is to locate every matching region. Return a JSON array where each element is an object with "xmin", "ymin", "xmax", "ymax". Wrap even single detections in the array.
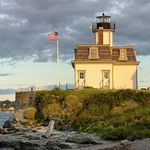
[{"xmin": 72, "ymin": 13, "xmax": 139, "ymax": 89}]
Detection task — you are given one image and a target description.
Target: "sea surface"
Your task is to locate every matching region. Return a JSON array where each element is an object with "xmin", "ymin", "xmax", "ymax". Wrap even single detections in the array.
[{"xmin": 0, "ymin": 112, "xmax": 13, "ymax": 128}]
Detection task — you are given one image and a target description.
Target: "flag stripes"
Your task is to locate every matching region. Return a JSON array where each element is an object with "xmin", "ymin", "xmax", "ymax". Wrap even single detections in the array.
[{"xmin": 48, "ymin": 32, "xmax": 58, "ymax": 41}]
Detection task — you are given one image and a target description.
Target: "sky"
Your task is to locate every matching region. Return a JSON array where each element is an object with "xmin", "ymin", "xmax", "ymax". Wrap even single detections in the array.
[{"xmin": 0, "ymin": 0, "xmax": 150, "ymax": 100}]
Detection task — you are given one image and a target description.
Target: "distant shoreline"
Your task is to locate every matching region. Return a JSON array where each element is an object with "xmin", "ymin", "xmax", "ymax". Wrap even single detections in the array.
[{"xmin": 0, "ymin": 93, "xmax": 15, "ymax": 101}]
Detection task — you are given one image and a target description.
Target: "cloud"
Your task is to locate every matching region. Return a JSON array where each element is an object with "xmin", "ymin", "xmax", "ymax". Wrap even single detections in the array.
[
  {"xmin": 0, "ymin": 0, "xmax": 150, "ymax": 64},
  {"xmin": 0, "ymin": 73, "xmax": 12, "ymax": 76}
]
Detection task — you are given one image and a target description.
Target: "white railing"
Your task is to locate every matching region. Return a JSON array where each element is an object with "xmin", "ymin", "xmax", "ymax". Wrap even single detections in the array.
[{"xmin": 17, "ymin": 83, "xmax": 75, "ymax": 92}]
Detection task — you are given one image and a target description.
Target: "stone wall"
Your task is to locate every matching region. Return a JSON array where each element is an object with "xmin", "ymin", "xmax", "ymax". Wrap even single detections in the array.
[{"xmin": 15, "ymin": 92, "xmax": 36, "ymax": 110}]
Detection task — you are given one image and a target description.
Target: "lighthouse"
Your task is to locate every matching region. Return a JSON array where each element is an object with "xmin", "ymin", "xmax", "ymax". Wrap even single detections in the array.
[
  {"xmin": 93, "ymin": 13, "xmax": 115, "ymax": 46},
  {"xmin": 72, "ymin": 14, "xmax": 139, "ymax": 89}
]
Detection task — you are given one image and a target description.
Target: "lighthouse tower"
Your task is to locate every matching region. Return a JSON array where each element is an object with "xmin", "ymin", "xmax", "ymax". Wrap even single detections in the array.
[{"xmin": 92, "ymin": 13, "xmax": 115, "ymax": 46}]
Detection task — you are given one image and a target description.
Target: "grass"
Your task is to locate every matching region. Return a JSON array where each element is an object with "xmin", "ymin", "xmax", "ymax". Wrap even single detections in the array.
[
  {"xmin": 79, "ymin": 107, "xmax": 150, "ymax": 140},
  {"xmin": 34, "ymin": 88, "xmax": 150, "ymax": 140}
]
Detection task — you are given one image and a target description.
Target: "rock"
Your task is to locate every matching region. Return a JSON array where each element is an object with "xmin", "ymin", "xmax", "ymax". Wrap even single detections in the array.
[
  {"xmin": 0, "ymin": 148, "xmax": 14, "ymax": 150},
  {"xmin": 46, "ymin": 140, "xmax": 76, "ymax": 149},
  {"xmin": 0, "ymin": 128, "xmax": 8, "ymax": 134},
  {"xmin": 46, "ymin": 145, "xmax": 61, "ymax": 150},
  {"xmin": 46, "ymin": 141, "xmax": 61, "ymax": 150},
  {"xmin": 65, "ymin": 132, "xmax": 106, "ymax": 145},
  {"xmin": 3, "ymin": 119, "xmax": 13, "ymax": 128},
  {"xmin": 66, "ymin": 137, "xmax": 95, "ymax": 144},
  {"xmin": 120, "ymin": 139, "xmax": 130, "ymax": 145},
  {"xmin": 41, "ymin": 120, "xmax": 49, "ymax": 127},
  {"xmin": 7, "ymin": 107, "xmax": 15, "ymax": 112},
  {"xmin": 56, "ymin": 142, "xmax": 74, "ymax": 149},
  {"xmin": 0, "ymin": 128, "xmax": 5, "ymax": 134},
  {"xmin": 19, "ymin": 141, "xmax": 43, "ymax": 150},
  {"xmin": 22, "ymin": 134, "xmax": 41, "ymax": 140},
  {"xmin": 0, "ymin": 140, "xmax": 18, "ymax": 149},
  {"xmin": 0, "ymin": 129, "xmax": 109, "ymax": 150},
  {"xmin": 13, "ymin": 109, "xmax": 28, "ymax": 124},
  {"xmin": 0, "ymin": 134, "xmax": 45, "ymax": 150}
]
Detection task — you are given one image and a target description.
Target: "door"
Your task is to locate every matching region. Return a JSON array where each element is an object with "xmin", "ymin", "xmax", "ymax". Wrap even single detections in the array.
[
  {"xmin": 102, "ymin": 70, "xmax": 110, "ymax": 89},
  {"xmin": 77, "ymin": 70, "xmax": 85, "ymax": 88}
]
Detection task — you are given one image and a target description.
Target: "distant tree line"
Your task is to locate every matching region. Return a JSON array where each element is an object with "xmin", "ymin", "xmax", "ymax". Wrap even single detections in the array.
[{"xmin": 0, "ymin": 100, "xmax": 15, "ymax": 109}]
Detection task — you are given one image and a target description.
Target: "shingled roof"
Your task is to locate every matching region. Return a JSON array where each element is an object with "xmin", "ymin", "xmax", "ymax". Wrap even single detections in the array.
[{"xmin": 74, "ymin": 45, "xmax": 136, "ymax": 62}]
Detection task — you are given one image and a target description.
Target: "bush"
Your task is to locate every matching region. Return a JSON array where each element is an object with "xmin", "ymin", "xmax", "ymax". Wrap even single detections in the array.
[
  {"xmin": 73, "ymin": 112, "xmax": 98, "ymax": 129},
  {"xmin": 111, "ymin": 100, "xmax": 138, "ymax": 115},
  {"xmin": 24, "ymin": 107, "xmax": 37, "ymax": 120},
  {"xmin": 42, "ymin": 103, "xmax": 64, "ymax": 119},
  {"xmin": 101, "ymin": 127, "xmax": 133, "ymax": 140},
  {"xmin": 135, "ymin": 91, "xmax": 150, "ymax": 105},
  {"xmin": 33, "ymin": 89, "xmax": 150, "ymax": 140},
  {"xmin": 63, "ymin": 95, "xmax": 83, "ymax": 114}
]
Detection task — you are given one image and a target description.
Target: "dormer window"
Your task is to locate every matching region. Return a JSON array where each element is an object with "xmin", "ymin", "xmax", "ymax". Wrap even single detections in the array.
[
  {"xmin": 88, "ymin": 47, "xmax": 99, "ymax": 59},
  {"xmin": 119, "ymin": 49, "xmax": 127, "ymax": 61}
]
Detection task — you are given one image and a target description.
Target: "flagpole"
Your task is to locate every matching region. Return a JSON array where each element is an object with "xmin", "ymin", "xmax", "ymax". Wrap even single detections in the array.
[{"xmin": 56, "ymin": 36, "xmax": 60, "ymax": 88}]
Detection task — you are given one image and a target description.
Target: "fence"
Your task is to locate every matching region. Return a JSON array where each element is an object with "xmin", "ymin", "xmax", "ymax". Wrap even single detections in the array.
[{"xmin": 17, "ymin": 83, "xmax": 75, "ymax": 92}]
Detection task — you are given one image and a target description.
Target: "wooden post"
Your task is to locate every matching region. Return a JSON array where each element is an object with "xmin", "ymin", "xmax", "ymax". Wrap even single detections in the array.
[{"xmin": 42, "ymin": 120, "xmax": 55, "ymax": 138}]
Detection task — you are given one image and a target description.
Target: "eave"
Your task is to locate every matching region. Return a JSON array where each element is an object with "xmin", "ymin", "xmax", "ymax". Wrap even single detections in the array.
[{"xmin": 72, "ymin": 60, "xmax": 139, "ymax": 66}]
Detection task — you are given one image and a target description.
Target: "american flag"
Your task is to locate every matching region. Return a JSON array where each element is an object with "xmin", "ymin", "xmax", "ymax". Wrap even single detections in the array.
[{"xmin": 48, "ymin": 32, "xmax": 58, "ymax": 41}]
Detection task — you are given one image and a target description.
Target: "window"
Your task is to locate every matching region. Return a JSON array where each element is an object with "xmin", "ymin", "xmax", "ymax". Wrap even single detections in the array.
[
  {"xmin": 78, "ymin": 70, "xmax": 85, "ymax": 80},
  {"xmin": 88, "ymin": 47, "xmax": 99, "ymax": 59},
  {"xmin": 101, "ymin": 70, "xmax": 110, "ymax": 89},
  {"xmin": 77, "ymin": 70, "xmax": 86, "ymax": 88},
  {"xmin": 119, "ymin": 49, "xmax": 127, "ymax": 60},
  {"xmin": 79, "ymin": 71, "xmax": 85, "ymax": 79},
  {"xmin": 79, "ymin": 72, "xmax": 85, "ymax": 79},
  {"xmin": 103, "ymin": 71, "xmax": 109, "ymax": 79}
]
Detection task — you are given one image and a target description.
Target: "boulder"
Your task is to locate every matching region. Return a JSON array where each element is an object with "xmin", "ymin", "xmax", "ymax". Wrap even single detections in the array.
[
  {"xmin": 57, "ymin": 142, "xmax": 76, "ymax": 149},
  {"xmin": 120, "ymin": 139, "xmax": 130, "ymax": 145},
  {"xmin": 19, "ymin": 141, "xmax": 43, "ymax": 150},
  {"xmin": 3, "ymin": 119, "xmax": 13, "ymax": 128},
  {"xmin": 0, "ymin": 128, "xmax": 7, "ymax": 134},
  {"xmin": 13, "ymin": 109, "xmax": 28, "ymax": 123},
  {"xmin": 0, "ymin": 129, "xmax": 109, "ymax": 150},
  {"xmin": 66, "ymin": 133, "xmax": 106, "ymax": 145},
  {"xmin": 0, "ymin": 140, "xmax": 18, "ymax": 149}
]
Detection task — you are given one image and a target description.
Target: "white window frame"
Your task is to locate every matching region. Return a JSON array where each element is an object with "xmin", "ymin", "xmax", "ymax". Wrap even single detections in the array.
[
  {"xmin": 88, "ymin": 47, "xmax": 99, "ymax": 59},
  {"xmin": 78, "ymin": 70, "xmax": 86, "ymax": 80},
  {"xmin": 119, "ymin": 49, "xmax": 127, "ymax": 61},
  {"xmin": 101, "ymin": 70, "xmax": 110, "ymax": 89}
]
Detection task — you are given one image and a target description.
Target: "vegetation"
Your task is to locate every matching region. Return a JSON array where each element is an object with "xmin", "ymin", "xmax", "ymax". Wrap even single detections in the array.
[
  {"xmin": 0, "ymin": 100, "xmax": 15, "ymax": 110},
  {"xmin": 24, "ymin": 107, "xmax": 37, "ymax": 120},
  {"xmin": 34, "ymin": 89, "xmax": 150, "ymax": 140}
]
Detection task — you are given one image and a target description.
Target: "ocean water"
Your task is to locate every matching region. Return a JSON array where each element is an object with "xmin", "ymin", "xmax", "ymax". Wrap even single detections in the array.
[{"xmin": 0, "ymin": 112, "xmax": 13, "ymax": 128}]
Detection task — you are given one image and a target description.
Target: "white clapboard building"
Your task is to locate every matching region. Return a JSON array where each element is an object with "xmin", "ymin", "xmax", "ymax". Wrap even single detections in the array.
[{"xmin": 72, "ymin": 13, "xmax": 139, "ymax": 89}]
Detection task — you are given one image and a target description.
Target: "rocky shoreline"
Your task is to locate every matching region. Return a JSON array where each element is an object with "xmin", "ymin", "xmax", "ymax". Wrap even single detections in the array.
[
  {"xmin": 0, "ymin": 124, "xmax": 109, "ymax": 150},
  {"xmin": 0, "ymin": 119, "xmax": 129, "ymax": 150},
  {"xmin": 1, "ymin": 122, "xmax": 149, "ymax": 150},
  {"xmin": 0, "ymin": 111, "xmax": 150, "ymax": 150}
]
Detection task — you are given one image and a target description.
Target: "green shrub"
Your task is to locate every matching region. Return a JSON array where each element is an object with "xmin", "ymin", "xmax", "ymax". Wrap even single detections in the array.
[
  {"xmin": 24, "ymin": 107, "xmax": 37, "ymax": 120},
  {"xmin": 101, "ymin": 126, "xmax": 134, "ymax": 140},
  {"xmin": 33, "ymin": 89, "xmax": 150, "ymax": 140},
  {"xmin": 42, "ymin": 103, "xmax": 64, "ymax": 119},
  {"xmin": 111, "ymin": 100, "xmax": 138, "ymax": 115},
  {"xmin": 63, "ymin": 95, "xmax": 83, "ymax": 114},
  {"xmin": 73, "ymin": 112, "xmax": 98, "ymax": 129},
  {"xmin": 135, "ymin": 91, "xmax": 150, "ymax": 105}
]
